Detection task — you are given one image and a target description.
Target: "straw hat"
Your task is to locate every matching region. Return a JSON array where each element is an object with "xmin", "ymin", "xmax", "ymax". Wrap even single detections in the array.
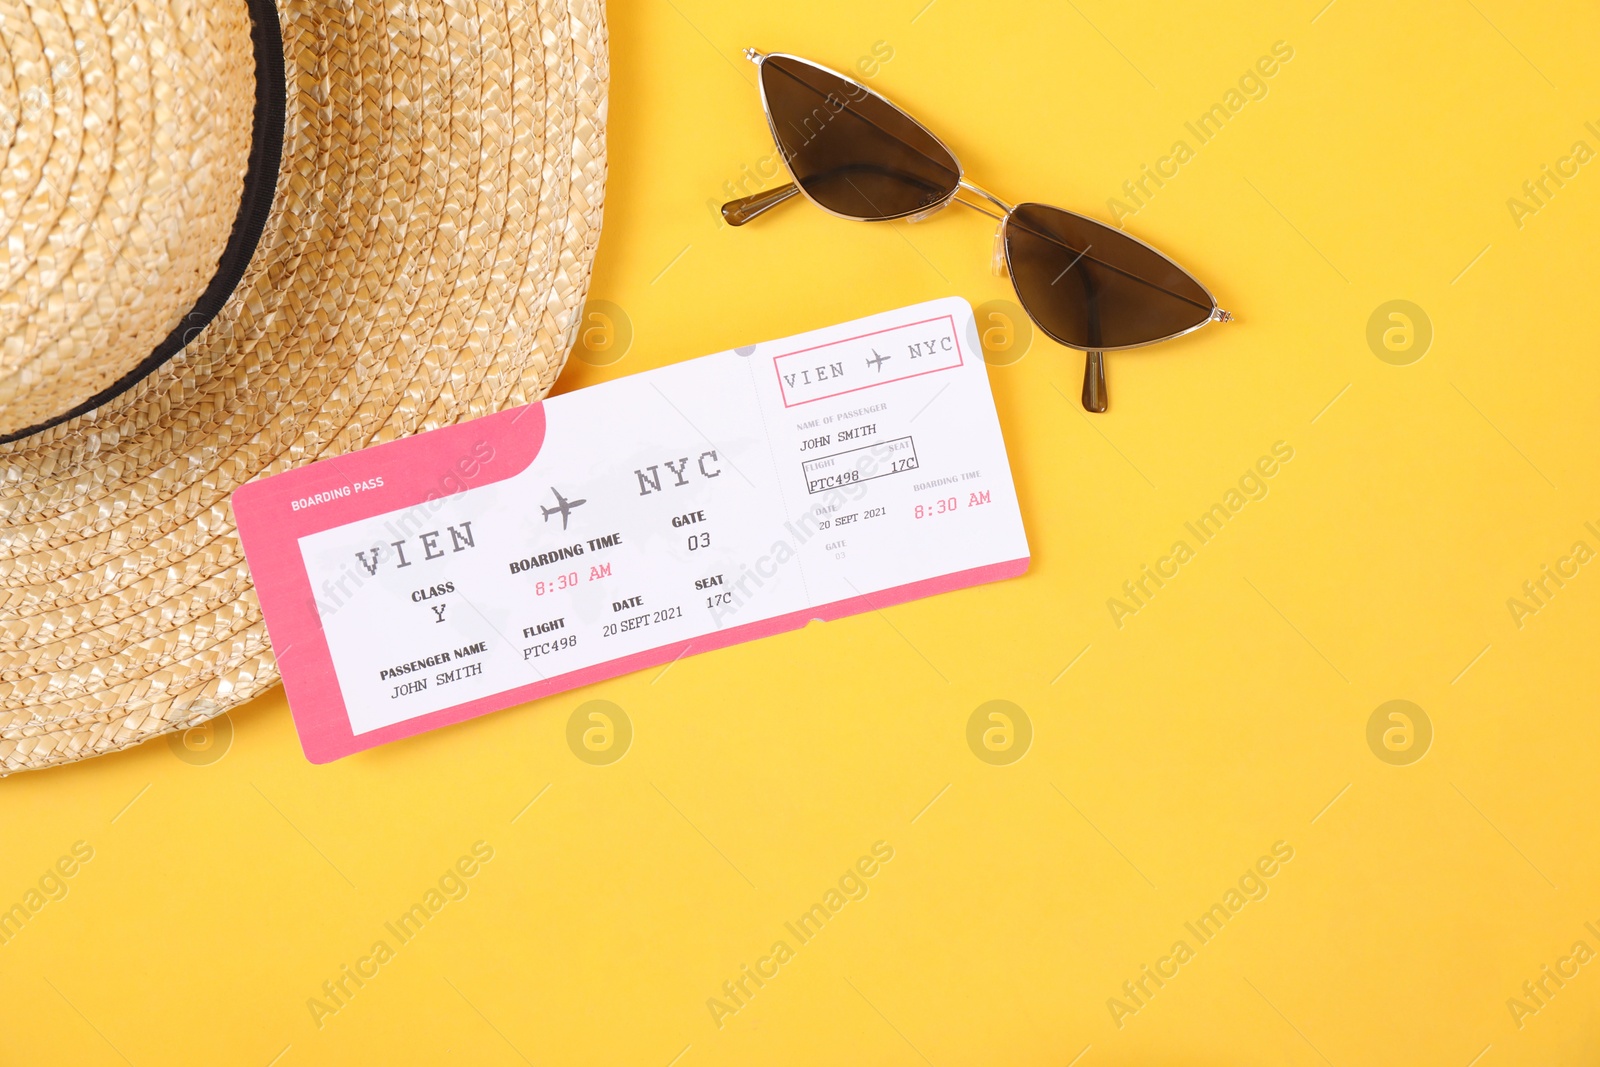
[{"xmin": 0, "ymin": 0, "xmax": 609, "ymax": 772}]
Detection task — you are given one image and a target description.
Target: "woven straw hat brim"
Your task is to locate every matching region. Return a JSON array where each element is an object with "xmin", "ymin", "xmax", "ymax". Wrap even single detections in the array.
[
  {"xmin": 0, "ymin": 0, "xmax": 259, "ymax": 435},
  {"xmin": 0, "ymin": 0, "xmax": 609, "ymax": 772}
]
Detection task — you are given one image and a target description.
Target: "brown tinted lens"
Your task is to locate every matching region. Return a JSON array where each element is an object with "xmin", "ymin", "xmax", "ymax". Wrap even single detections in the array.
[
  {"xmin": 1004, "ymin": 203, "xmax": 1214, "ymax": 349},
  {"xmin": 760, "ymin": 55, "xmax": 959, "ymax": 220}
]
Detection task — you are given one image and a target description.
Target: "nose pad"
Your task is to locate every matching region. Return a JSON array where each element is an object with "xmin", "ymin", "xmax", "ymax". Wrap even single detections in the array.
[
  {"xmin": 991, "ymin": 224, "xmax": 1008, "ymax": 278},
  {"xmin": 905, "ymin": 203, "xmax": 943, "ymax": 224}
]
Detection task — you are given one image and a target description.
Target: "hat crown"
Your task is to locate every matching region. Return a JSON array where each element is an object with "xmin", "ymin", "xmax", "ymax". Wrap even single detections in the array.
[{"xmin": 0, "ymin": 0, "xmax": 258, "ymax": 438}]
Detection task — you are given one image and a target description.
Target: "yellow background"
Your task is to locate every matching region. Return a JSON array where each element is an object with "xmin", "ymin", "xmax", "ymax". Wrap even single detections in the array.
[{"xmin": 5, "ymin": 1, "xmax": 1599, "ymax": 1063}]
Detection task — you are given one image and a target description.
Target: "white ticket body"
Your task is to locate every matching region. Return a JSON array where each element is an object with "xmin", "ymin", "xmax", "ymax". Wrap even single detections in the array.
[{"xmin": 233, "ymin": 297, "xmax": 1030, "ymax": 761}]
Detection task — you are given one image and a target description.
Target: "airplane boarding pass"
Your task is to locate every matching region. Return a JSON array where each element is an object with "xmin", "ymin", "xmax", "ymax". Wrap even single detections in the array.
[{"xmin": 232, "ymin": 297, "xmax": 1030, "ymax": 762}]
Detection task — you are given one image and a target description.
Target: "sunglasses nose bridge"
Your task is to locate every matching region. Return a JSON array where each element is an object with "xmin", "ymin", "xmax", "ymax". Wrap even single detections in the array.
[{"xmin": 958, "ymin": 178, "xmax": 1014, "ymax": 216}]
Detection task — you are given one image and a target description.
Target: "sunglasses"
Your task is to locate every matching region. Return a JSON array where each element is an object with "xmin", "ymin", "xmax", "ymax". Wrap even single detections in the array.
[{"xmin": 722, "ymin": 51, "xmax": 1233, "ymax": 412}]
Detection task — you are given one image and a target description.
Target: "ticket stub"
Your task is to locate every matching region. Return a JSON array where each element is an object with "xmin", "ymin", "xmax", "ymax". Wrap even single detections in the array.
[{"xmin": 232, "ymin": 297, "xmax": 1030, "ymax": 762}]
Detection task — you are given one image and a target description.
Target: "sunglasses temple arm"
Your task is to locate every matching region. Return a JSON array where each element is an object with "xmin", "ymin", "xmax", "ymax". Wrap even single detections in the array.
[
  {"xmin": 721, "ymin": 184, "xmax": 801, "ymax": 226},
  {"xmin": 1082, "ymin": 352, "xmax": 1107, "ymax": 413},
  {"xmin": 1080, "ymin": 270, "xmax": 1108, "ymax": 413}
]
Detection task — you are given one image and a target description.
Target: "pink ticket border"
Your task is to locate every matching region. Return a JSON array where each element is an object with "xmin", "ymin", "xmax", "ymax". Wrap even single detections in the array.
[
  {"xmin": 232, "ymin": 397, "xmax": 1027, "ymax": 764},
  {"xmin": 772, "ymin": 313, "xmax": 964, "ymax": 408}
]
